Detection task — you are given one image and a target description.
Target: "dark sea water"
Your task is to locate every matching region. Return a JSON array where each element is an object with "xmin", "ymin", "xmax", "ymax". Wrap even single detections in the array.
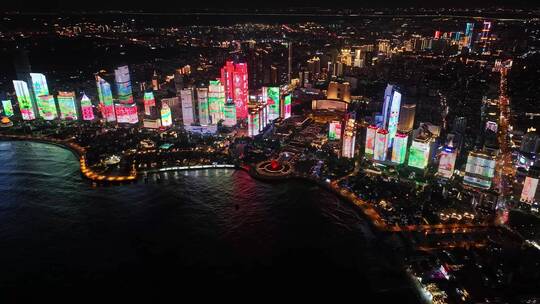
[{"xmin": 0, "ymin": 141, "xmax": 418, "ymax": 302}]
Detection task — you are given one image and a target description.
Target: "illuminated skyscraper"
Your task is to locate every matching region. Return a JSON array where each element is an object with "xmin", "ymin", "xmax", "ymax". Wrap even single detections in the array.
[
  {"xmin": 143, "ymin": 92, "xmax": 156, "ymax": 116},
  {"xmin": 220, "ymin": 61, "xmax": 249, "ymax": 120},
  {"xmin": 57, "ymin": 91, "xmax": 78, "ymax": 120},
  {"xmin": 397, "ymin": 104, "xmax": 416, "ymax": 133},
  {"xmin": 30, "ymin": 73, "xmax": 49, "ymax": 100},
  {"xmin": 374, "ymin": 128, "xmax": 389, "ymax": 161},
  {"xmin": 480, "ymin": 21, "xmax": 492, "ymax": 53},
  {"xmin": 248, "ymin": 108, "xmax": 260, "ymax": 137},
  {"xmin": 282, "ymin": 94, "xmax": 292, "ymax": 119},
  {"xmin": 327, "ymin": 82, "xmax": 351, "ymax": 102},
  {"xmin": 381, "ymin": 84, "xmax": 402, "ymax": 147},
  {"xmin": 114, "ymin": 65, "xmax": 134, "ymax": 104},
  {"xmin": 161, "ymin": 103, "xmax": 172, "ymax": 127},
  {"xmin": 208, "ymin": 80, "xmax": 225, "ymax": 124},
  {"xmin": 341, "ymin": 117, "xmax": 357, "ymax": 158},
  {"xmin": 80, "ymin": 93, "xmax": 94, "ymax": 121},
  {"xmin": 180, "ymin": 88, "xmax": 195, "ymax": 126},
  {"xmin": 328, "ymin": 121, "xmax": 342, "ymax": 140},
  {"xmin": 463, "ymin": 151, "xmax": 496, "ymax": 189},
  {"xmin": 13, "ymin": 80, "xmax": 36, "ymax": 120},
  {"xmin": 96, "ymin": 76, "xmax": 116, "ymax": 122},
  {"xmin": 2, "ymin": 100, "xmax": 14, "ymax": 117},
  {"xmin": 263, "ymin": 86, "xmax": 280, "ymax": 121},
  {"xmin": 437, "ymin": 146, "xmax": 457, "ymax": 178},
  {"xmin": 37, "ymin": 95, "xmax": 57, "ymax": 120},
  {"xmin": 114, "ymin": 103, "xmax": 138, "ymax": 124},
  {"xmin": 465, "ymin": 22, "xmax": 474, "ymax": 49},
  {"xmin": 408, "ymin": 137, "xmax": 431, "ymax": 169},
  {"xmin": 197, "ymin": 88, "xmax": 210, "ymax": 125},
  {"xmin": 364, "ymin": 125, "xmax": 378, "ymax": 156},
  {"xmin": 223, "ymin": 102, "xmax": 237, "ymax": 127},
  {"xmin": 391, "ymin": 132, "xmax": 408, "ymax": 164}
]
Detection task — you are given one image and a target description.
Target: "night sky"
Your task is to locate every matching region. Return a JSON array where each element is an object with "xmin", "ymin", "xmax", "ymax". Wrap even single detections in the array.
[{"xmin": 1, "ymin": 0, "xmax": 538, "ymax": 12}]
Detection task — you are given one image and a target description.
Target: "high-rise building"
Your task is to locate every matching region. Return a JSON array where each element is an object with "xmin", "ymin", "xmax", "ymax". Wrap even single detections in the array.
[
  {"xmin": 328, "ymin": 121, "xmax": 342, "ymax": 140},
  {"xmin": 263, "ymin": 86, "xmax": 280, "ymax": 121},
  {"xmin": 465, "ymin": 22, "xmax": 474, "ymax": 49},
  {"xmin": 161, "ymin": 103, "xmax": 172, "ymax": 127},
  {"xmin": 463, "ymin": 151, "xmax": 496, "ymax": 189},
  {"xmin": 437, "ymin": 145, "xmax": 457, "ymax": 178},
  {"xmin": 248, "ymin": 107, "xmax": 260, "ymax": 137},
  {"xmin": 391, "ymin": 132, "xmax": 408, "ymax": 164},
  {"xmin": 57, "ymin": 91, "xmax": 78, "ymax": 120},
  {"xmin": 114, "ymin": 65, "xmax": 134, "ymax": 104},
  {"xmin": 96, "ymin": 76, "xmax": 116, "ymax": 122},
  {"xmin": 307, "ymin": 57, "xmax": 321, "ymax": 76},
  {"xmin": 220, "ymin": 61, "xmax": 249, "ymax": 120},
  {"xmin": 288, "ymin": 42, "xmax": 292, "ymax": 84},
  {"xmin": 37, "ymin": 95, "xmax": 57, "ymax": 120},
  {"xmin": 397, "ymin": 104, "xmax": 416, "ymax": 133},
  {"xmin": 2, "ymin": 100, "xmax": 14, "ymax": 117},
  {"xmin": 161, "ymin": 97, "xmax": 180, "ymax": 121},
  {"xmin": 13, "ymin": 80, "xmax": 36, "ymax": 120},
  {"xmin": 374, "ymin": 128, "xmax": 389, "ymax": 161},
  {"xmin": 408, "ymin": 137, "xmax": 431, "ymax": 169},
  {"xmin": 223, "ymin": 102, "xmax": 237, "ymax": 127},
  {"xmin": 80, "ymin": 93, "xmax": 94, "ymax": 121},
  {"xmin": 197, "ymin": 88, "xmax": 210, "ymax": 125},
  {"xmin": 452, "ymin": 116, "xmax": 467, "ymax": 134},
  {"xmin": 143, "ymin": 92, "xmax": 156, "ymax": 116},
  {"xmin": 208, "ymin": 80, "xmax": 225, "ymax": 124},
  {"xmin": 30, "ymin": 73, "xmax": 49, "ymax": 99},
  {"xmin": 381, "ymin": 84, "xmax": 402, "ymax": 147},
  {"xmin": 365, "ymin": 125, "xmax": 378, "ymax": 156},
  {"xmin": 327, "ymin": 82, "xmax": 351, "ymax": 102},
  {"xmin": 282, "ymin": 94, "xmax": 292, "ymax": 119},
  {"xmin": 480, "ymin": 21, "xmax": 492, "ymax": 53},
  {"xmin": 152, "ymin": 71, "xmax": 160, "ymax": 91},
  {"xmin": 114, "ymin": 103, "xmax": 138, "ymax": 124},
  {"xmin": 180, "ymin": 88, "xmax": 195, "ymax": 126},
  {"xmin": 341, "ymin": 117, "xmax": 357, "ymax": 158}
]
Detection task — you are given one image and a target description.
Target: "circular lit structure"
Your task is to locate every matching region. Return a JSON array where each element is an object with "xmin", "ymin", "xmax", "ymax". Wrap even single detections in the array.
[
  {"xmin": 255, "ymin": 159, "xmax": 293, "ymax": 177},
  {"xmin": 1, "ymin": 116, "xmax": 13, "ymax": 128}
]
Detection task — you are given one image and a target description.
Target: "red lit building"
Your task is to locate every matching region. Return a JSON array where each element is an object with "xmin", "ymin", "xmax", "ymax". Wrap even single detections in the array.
[{"xmin": 220, "ymin": 61, "xmax": 249, "ymax": 120}]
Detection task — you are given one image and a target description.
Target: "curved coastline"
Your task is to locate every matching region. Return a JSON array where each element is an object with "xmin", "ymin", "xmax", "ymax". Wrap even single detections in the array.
[
  {"xmin": 0, "ymin": 135, "xmax": 493, "ymax": 236},
  {"xmin": 0, "ymin": 135, "xmax": 390, "ymax": 233}
]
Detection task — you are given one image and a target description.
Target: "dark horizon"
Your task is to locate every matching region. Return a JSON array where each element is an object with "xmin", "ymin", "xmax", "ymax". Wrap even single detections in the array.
[{"xmin": 2, "ymin": 0, "xmax": 540, "ymax": 13}]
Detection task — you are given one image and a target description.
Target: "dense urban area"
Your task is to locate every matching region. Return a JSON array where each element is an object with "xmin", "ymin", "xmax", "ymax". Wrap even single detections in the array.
[{"xmin": 1, "ymin": 8, "xmax": 540, "ymax": 303}]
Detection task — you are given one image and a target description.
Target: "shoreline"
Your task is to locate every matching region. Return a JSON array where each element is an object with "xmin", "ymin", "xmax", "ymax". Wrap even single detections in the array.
[{"xmin": 0, "ymin": 135, "xmax": 496, "ymax": 236}]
